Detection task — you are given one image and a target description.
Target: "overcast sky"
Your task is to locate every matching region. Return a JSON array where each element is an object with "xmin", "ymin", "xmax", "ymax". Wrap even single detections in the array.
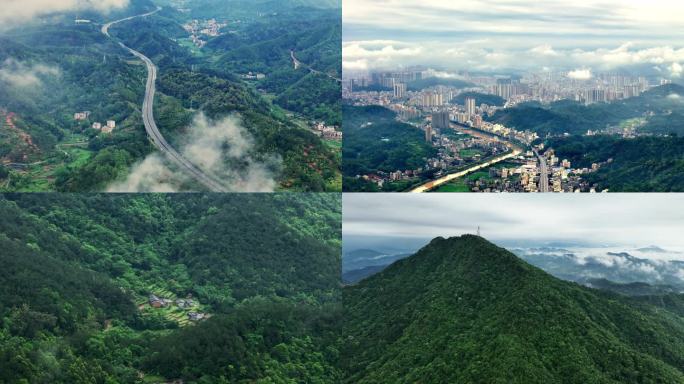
[
  {"xmin": 343, "ymin": 194, "xmax": 684, "ymax": 253},
  {"xmin": 343, "ymin": 0, "xmax": 684, "ymax": 75},
  {"xmin": 0, "ymin": 0, "xmax": 129, "ymax": 30}
]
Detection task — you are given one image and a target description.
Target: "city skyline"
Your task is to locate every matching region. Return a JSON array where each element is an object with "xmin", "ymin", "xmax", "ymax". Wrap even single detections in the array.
[
  {"xmin": 343, "ymin": 0, "xmax": 684, "ymax": 76},
  {"xmin": 343, "ymin": 194, "xmax": 684, "ymax": 253}
]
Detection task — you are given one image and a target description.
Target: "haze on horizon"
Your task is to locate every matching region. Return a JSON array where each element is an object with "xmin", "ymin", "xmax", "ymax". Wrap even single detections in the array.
[
  {"xmin": 343, "ymin": 194, "xmax": 684, "ymax": 257},
  {"xmin": 343, "ymin": 0, "xmax": 684, "ymax": 77}
]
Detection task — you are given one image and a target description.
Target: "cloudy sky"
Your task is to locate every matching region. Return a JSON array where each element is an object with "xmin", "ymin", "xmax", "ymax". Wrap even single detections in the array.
[
  {"xmin": 343, "ymin": 0, "xmax": 684, "ymax": 75},
  {"xmin": 0, "ymin": 0, "xmax": 129, "ymax": 30},
  {"xmin": 343, "ymin": 194, "xmax": 684, "ymax": 254}
]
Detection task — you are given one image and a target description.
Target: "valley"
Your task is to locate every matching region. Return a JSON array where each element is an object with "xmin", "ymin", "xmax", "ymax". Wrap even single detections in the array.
[{"xmin": 0, "ymin": 0, "xmax": 342, "ymax": 192}]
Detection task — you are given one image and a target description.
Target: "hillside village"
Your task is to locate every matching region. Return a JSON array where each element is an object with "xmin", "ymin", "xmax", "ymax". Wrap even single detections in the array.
[
  {"xmin": 74, "ymin": 111, "xmax": 117, "ymax": 133},
  {"xmin": 140, "ymin": 288, "xmax": 209, "ymax": 326}
]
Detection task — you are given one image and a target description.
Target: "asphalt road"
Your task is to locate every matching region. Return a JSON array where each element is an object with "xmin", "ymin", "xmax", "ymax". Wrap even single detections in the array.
[
  {"xmin": 409, "ymin": 124, "xmax": 523, "ymax": 193},
  {"xmin": 102, "ymin": 9, "xmax": 229, "ymax": 192},
  {"xmin": 534, "ymin": 149, "xmax": 551, "ymax": 193},
  {"xmin": 291, "ymin": 50, "xmax": 342, "ymax": 83}
]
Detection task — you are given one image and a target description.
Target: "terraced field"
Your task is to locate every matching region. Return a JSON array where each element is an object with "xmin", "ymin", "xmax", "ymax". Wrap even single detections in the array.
[{"xmin": 136, "ymin": 285, "xmax": 208, "ymax": 327}]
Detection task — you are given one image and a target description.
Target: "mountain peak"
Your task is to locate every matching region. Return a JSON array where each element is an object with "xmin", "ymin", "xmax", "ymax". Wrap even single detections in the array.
[{"xmin": 342, "ymin": 237, "xmax": 684, "ymax": 383}]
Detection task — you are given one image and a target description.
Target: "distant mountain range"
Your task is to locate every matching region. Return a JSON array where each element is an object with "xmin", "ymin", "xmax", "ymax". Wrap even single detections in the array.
[
  {"xmin": 343, "ymin": 243, "xmax": 684, "ymax": 291},
  {"xmin": 513, "ymin": 247, "xmax": 684, "ymax": 292},
  {"xmin": 343, "ymin": 248, "xmax": 412, "ymax": 272},
  {"xmin": 342, "ymin": 235, "xmax": 684, "ymax": 383}
]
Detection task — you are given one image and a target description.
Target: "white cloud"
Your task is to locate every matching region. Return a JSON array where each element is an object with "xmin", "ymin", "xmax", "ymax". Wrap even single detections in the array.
[
  {"xmin": 343, "ymin": 39, "xmax": 684, "ymax": 74},
  {"xmin": 344, "ymin": 1, "xmax": 684, "ymax": 73},
  {"xmin": 0, "ymin": 59, "xmax": 60, "ymax": 88},
  {"xmin": 530, "ymin": 45, "xmax": 559, "ymax": 57},
  {"xmin": 567, "ymin": 68, "xmax": 592, "ymax": 80},
  {"xmin": 108, "ymin": 113, "xmax": 280, "ymax": 192},
  {"xmin": 343, "ymin": 59, "xmax": 369, "ymax": 71},
  {"xmin": 0, "ymin": 0, "xmax": 129, "ymax": 29},
  {"xmin": 343, "ymin": 194, "xmax": 684, "ymax": 251}
]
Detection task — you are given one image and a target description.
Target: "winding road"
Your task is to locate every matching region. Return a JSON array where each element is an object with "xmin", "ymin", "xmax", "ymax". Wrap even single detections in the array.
[
  {"xmin": 291, "ymin": 50, "xmax": 342, "ymax": 83},
  {"xmin": 102, "ymin": 8, "xmax": 229, "ymax": 192}
]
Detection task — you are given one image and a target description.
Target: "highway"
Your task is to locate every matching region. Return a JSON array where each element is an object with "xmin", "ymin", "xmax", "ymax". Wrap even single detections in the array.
[
  {"xmin": 409, "ymin": 124, "xmax": 523, "ymax": 193},
  {"xmin": 290, "ymin": 50, "xmax": 342, "ymax": 83},
  {"xmin": 409, "ymin": 148, "xmax": 522, "ymax": 193},
  {"xmin": 102, "ymin": 9, "xmax": 229, "ymax": 192},
  {"xmin": 534, "ymin": 149, "xmax": 550, "ymax": 193}
]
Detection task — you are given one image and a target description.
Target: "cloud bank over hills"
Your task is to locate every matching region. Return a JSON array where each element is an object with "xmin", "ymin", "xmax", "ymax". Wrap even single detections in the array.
[{"xmin": 343, "ymin": 0, "xmax": 684, "ymax": 74}]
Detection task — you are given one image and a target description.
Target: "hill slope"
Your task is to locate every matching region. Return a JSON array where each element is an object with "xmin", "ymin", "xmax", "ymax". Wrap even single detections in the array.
[
  {"xmin": 342, "ymin": 235, "xmax": 684, "ymax": 384},
  {"xmin": 0, "ymin": 194, "xmax": 341, "ymax": 383}
]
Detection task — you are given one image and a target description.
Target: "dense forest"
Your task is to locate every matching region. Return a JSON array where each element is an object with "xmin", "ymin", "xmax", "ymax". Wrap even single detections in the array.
[
  {"xmin": 0, "ymin": 16, "xmax": 153, "ymax": 192},
  {"xmin": 205, "ymin": 6, "xmax": 342, "ymax": 126},
  {"xmin": 0, "ymin": 193, "xmax": 342, "ymax": 383},
  {"xmin": 342, "ymin": 235, "xmax": 684, "ymax": 383},
  {"xmin": 342, "ymin": 105, "xmax": 437, "ymax": 191},
  {"xmin": 548, "ymin": 135, "xmax": 684, "ymax": 191}
]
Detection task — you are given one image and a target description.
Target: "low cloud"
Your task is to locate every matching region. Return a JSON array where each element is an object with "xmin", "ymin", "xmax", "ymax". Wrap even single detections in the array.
[
  {"xmin": 424, "ymin": 69, "xmax": 466, "ymax": 80},
  {"xmin": 182, "ymin": 114, "xmax": 280, "ymax": 192},
  {"xmin": 107, "ymin": 154, "xmax": 179, "ymax": 193},
  {"xmin": 567, "ymin": 68, "xmax": 592, "ymax": 80},
  {"xmin": 1, "ymin": 0, "xmax": 129, "ymax": 29},
  {"xmin": 343, "ymin": 41, "xmax": 684, "ymax": 76},
  {"xmin": 108, "ymin": 113, "xmax": 280, "ymax": 192},
  {"xmin": 0, "ymin": 59, "xmax": 60, "ymax": 88}
]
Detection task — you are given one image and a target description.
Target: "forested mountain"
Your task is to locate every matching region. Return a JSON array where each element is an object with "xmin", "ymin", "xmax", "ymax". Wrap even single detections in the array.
[
  {"xmin": 205, "ymin": 6, "xmax": 341, "ymax": 126},
  {"xmin": 547, "ymin": 135, "xmax": 684, "ymax": 191},
  {"xmin": 0, "ymin": 194, "xmax": 341, "ymax": 383},
  {"xmin": 0, "ymin": 0, "xmax": 341, "ymax": 191},
  {"xmin": 0, "ymin": 17, "xmax": 153, "ymax": 191},
  {"xmin": 342, "ymin": 235, "xmax": 684, "ymax": 383},
  {"xmin": 487, "ymin": 84, "xmax": 684, "ymax": 136}
]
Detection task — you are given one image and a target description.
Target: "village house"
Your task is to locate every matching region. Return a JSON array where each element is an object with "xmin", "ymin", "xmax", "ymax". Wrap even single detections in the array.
[
  {"xmin": 312, "ymin": 121, "xmax": 342, "ymax": 140},
  {"xmin": 102, "ymin": 120, "xmax": 116, "ymax": 133},
  {"xmin": 187, "ymin": 312, "xmax": 206, "ymax": 321},
  {"xmin": 176, "ymin": 298, "xmax": 194, "ymax": 309},
  {"xmin": 149, "ymin": 294, "xmax": 172, "ymax": 308},
  {"xmin": 74, "ymin": 111, "xmax": 90, "ymax": 120}
]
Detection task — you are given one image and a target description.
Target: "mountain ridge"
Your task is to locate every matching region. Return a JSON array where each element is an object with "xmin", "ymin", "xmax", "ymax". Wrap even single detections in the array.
[{"xmin": 342, "ymin": 235, "xmax": 684, "ymax": 383}]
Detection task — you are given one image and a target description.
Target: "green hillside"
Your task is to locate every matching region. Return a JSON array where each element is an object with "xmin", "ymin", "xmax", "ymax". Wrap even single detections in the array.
[
  {"xmin": 548, "ymin": 135, "xmax": 684, "ymax": 191},
  {"xmin": 342, "ymin": 235, "xmax": 684, "ymax": 383},
  {"xmin": 342, "ymin": 105, "xmax": 437, "ymax": 191},
  {"xmin": 0, "ymin": 193, "xmax": 341, "ymax": 383},
  {"xmin": 0, "ymin": 0, "xmax": 341, "ymax": 191},
  {"xmin": 487, "ymin": 84, "xmax": 684, "ymax": 136}
]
